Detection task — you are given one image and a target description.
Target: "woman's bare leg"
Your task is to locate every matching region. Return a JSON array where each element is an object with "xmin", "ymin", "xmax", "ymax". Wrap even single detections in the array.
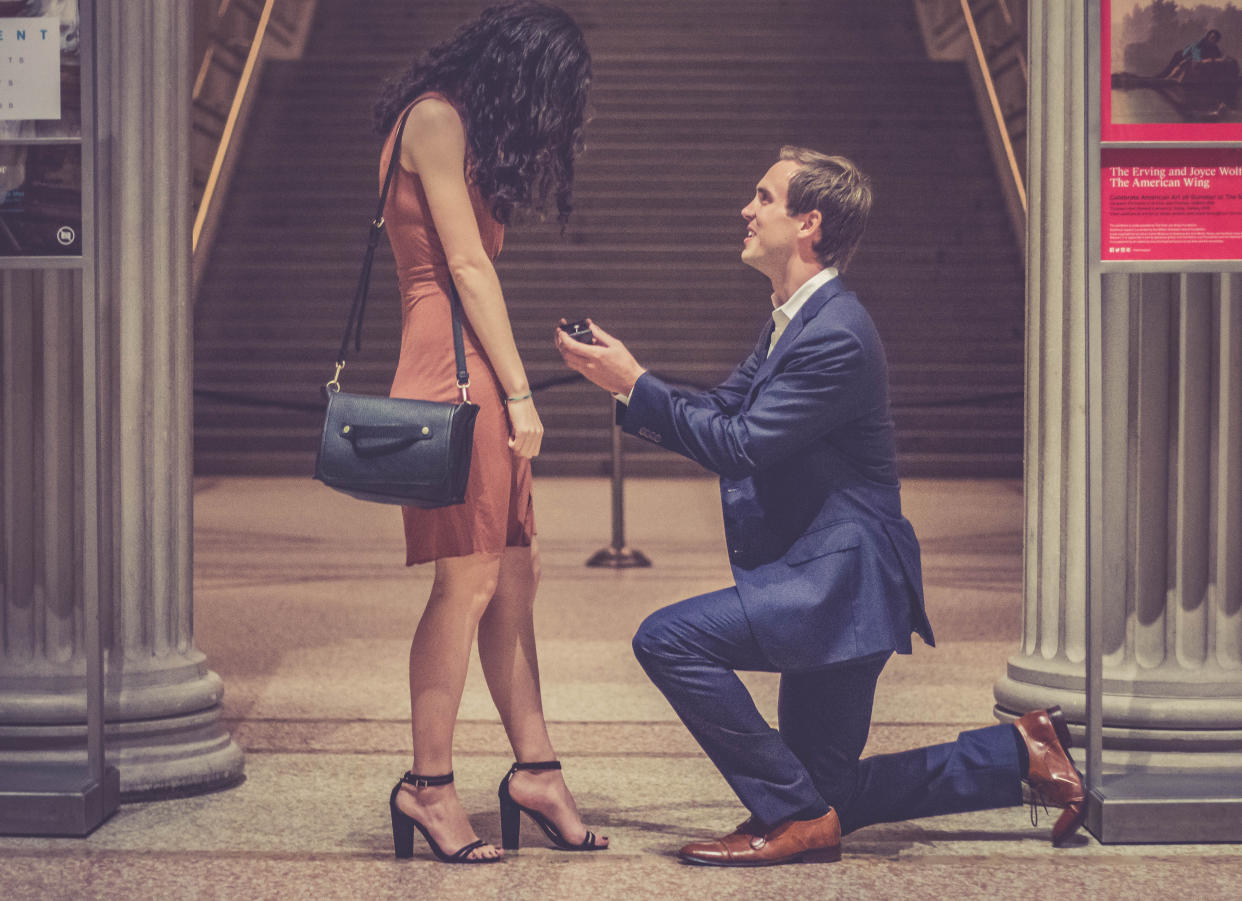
[
  {"xmin": 477, "ymin": 538, "xmax": 608, "ymax": 848},
  {"xmin": 394, "ymin": 551, "xmax": 504, "ymax": 860}
]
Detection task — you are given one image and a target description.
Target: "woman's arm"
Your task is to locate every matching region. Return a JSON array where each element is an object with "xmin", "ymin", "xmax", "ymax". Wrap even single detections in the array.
[{"xmin": 401, "ymin": 98, "xmax": 542, "ymax": 458}]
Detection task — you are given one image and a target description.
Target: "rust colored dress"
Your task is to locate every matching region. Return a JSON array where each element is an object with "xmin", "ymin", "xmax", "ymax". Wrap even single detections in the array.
[{"xmin": 380, "ymin": 95, "xmax": 535, "ymax": 565}]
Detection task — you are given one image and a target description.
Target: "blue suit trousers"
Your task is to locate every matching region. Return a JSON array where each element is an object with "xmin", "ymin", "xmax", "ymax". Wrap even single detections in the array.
[{"xmin": 632, "ymin": 586, "xmax": 1023, "ymax": 832}]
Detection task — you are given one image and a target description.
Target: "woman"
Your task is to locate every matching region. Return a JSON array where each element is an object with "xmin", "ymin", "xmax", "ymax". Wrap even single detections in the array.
[{"xmin": 373, "ymin": 2, "xmax": 605, "ymax": 864}]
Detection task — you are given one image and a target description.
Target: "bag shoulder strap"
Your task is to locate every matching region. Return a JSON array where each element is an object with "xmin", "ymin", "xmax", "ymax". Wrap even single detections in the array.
[{"xmin": 330, "ymin": 102, "xmax": 470, "ymax": 401}]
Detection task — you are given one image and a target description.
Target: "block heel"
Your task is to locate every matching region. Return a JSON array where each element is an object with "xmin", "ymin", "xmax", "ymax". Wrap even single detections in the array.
[
  {"xmin": 499, "ymin": 787, "xmax": 522, "ymax": 850},
  {"xmin": 389, "ymin": 783, "xmax": 416, "ymax": 858}
]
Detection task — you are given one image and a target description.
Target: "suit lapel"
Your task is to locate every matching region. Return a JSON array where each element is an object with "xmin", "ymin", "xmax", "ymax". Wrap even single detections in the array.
[
  {"xmin": 754, "ymin": 318, "xmax": 776, "ymax": 358},
  {"xmin": 744, "ymin": 279, "xmax": 846, "ymax": 405}
]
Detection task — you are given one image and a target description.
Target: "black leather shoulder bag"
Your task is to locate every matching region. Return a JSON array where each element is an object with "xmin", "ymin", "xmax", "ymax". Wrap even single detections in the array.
[{"xmin": 313, "ymin": 106, "xmax": 479, "ymax": 507}]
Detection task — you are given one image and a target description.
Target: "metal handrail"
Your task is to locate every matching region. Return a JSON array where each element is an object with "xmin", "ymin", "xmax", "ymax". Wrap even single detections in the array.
[
  {"xmin": 959, "ymin": 0, "xmax": 1027, "ymax": 217},
  {"xmin": 192, "ymin": 0, "xmax": 276, "ymax": 253}
]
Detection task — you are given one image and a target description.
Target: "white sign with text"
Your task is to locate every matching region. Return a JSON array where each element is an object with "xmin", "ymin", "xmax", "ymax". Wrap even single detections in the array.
[{"xmin": 0, "ymin": 18, "xmax": 60, "ymax": 120}]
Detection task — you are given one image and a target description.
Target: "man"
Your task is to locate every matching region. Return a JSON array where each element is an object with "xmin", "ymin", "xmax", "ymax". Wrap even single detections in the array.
[{"xmin": 555, "ymin": 147, "xmax": 1084, "ymax": 866}]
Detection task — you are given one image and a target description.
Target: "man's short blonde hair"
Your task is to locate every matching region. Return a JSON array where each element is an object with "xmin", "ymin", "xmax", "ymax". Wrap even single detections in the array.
[{"xmin": 780, "ymin": 146, "xmax": 872, "ymax": 271}]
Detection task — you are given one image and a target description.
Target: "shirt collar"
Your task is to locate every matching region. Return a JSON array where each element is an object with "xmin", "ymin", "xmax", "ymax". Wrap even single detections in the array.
[{"xmin": 772, "ymin": 267, "xmax": 839, "ymax": 327}]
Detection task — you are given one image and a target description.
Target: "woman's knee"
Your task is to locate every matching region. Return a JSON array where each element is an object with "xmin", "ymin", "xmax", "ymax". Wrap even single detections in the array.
[{"xmin": 431, "ymin": 552, "xmax": 503, "ymax": 610}]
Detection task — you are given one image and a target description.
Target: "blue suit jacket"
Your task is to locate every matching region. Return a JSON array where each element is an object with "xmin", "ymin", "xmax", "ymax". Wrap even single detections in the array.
[{"xmin": 620, "ymin": 277, "xmax": 935, "ymax": 670}]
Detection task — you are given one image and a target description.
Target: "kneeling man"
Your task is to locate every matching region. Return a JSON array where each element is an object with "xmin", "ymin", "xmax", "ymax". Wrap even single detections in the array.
[{"xmin": 556, "ymin": 147, "xmax": 1084, "ymax": 866}]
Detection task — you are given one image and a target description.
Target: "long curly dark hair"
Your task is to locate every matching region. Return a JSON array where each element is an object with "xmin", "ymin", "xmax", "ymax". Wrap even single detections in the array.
[{"xmin": 374, "ymin": 2, "xmax": 591, "ymax": 226}]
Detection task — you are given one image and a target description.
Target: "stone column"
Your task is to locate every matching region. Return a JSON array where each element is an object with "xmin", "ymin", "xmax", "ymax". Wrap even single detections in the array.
[
  {"xmin": 992, "ymin": 4, "xmax": 1242, "ymax": 770},
  {"xmin": 0, "ymin": 1, "xmax": 243, "ymax": 797}
]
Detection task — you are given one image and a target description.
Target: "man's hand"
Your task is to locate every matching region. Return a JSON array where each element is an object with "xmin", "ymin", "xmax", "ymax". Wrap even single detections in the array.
[{"xmin": 555, "ymin": 319, "xmax": 646, "ymax": 396}]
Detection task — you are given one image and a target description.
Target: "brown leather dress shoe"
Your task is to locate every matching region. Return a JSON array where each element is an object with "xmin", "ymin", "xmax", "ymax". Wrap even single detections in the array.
[
  {"xmin": 678, "ymin": 810, "xmax": 841, "ymax": 867},
  {"xmin": 1014, "ymin": 705, "xmax": 1086, "ymax": 846}
]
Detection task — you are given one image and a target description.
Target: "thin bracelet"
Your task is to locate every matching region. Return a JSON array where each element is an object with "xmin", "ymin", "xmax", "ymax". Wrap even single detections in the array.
[{"xmin": 504, "ymin": 390, "xmax": 533, "ymax": 405}]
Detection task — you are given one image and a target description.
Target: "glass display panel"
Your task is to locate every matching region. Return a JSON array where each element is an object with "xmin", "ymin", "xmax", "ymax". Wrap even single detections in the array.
[{"xmin": 0, "ymin": 141, "xmax": 80, "ymax": 254}]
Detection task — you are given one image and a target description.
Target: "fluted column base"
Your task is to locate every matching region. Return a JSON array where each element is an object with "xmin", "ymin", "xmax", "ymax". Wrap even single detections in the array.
[
  {"xmin": 995, "ymin": 656, "xmax": 1242, "ymax": 772},
  {"xmin": 0, "ymin": 710, "xmax": 242, "ymax": 800},
  {"xmin": 0, "ymin": 654, "xmax": 243, "ymax": 798}
]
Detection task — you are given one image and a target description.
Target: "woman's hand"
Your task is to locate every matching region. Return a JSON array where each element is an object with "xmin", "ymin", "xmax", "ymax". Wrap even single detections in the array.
[{"xmin": 506, "ymin": 395, "xmax": 544, "ymax": 458}]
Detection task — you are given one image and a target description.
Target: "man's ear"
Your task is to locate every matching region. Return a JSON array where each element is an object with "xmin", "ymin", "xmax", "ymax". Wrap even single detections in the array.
[{"xmin": 798, "ymin": 209, "xmax": 822, "ymax": 243}]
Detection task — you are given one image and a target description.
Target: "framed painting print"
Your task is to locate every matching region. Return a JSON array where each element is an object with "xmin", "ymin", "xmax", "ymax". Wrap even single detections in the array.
[{"xmin": 1103, "ymin": 0, "xmax": 1242, "ymax": 142}]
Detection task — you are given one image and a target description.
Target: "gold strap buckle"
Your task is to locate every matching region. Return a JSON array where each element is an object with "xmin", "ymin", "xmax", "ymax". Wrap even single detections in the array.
[{"xmin": 458, "ymin": 379, "xmax": 470, "ymax": 403}]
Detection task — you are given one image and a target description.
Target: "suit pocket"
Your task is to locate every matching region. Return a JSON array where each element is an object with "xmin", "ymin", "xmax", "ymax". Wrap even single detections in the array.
[{"xmin": 785, "ymin": 520, "xmax": 862, "ymax": 566}]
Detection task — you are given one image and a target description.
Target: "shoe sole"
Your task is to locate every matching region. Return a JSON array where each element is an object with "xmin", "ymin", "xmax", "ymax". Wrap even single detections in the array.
[
  {"xmin": 1043, "ymin": 706, "xmax": 1087, "ymax": 847},
  {"xmin": 678, "ymin": 846, "xmax": 841, "ymax": 867}
]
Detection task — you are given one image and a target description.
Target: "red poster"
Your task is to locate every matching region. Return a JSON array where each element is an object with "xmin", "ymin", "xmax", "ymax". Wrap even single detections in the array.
[
  {"xmin": 1103, "ymin": 0, "xmax": 1242, "ymax": 142},
  {"xmin": 1101, "ymin": 148, "xmax": 1242, "ymax": 260}
]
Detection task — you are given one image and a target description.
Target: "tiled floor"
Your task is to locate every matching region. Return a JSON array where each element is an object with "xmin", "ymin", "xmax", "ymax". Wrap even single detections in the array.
[{"xmin": 2, "ymin": 476, "xmax": 1239, "ymax": 900}]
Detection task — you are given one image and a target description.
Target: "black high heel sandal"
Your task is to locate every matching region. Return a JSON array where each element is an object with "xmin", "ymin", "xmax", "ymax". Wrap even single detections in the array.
[
  {"xmin": 498, "ymin": 760, "xmax": 606, "ymax": 852},
  {"xmin": 389, "ymin": 771, "xmax": 502, "ymax": 863}
]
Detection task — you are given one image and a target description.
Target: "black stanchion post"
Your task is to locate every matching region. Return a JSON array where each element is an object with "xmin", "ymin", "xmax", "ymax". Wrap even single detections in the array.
[{"xmin": 587, "ymin": 400, "xmax": 650, "ymax": 568}]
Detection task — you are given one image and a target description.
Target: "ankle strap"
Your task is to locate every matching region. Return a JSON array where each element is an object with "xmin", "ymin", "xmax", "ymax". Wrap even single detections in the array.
[
  {"xmin": 510, "ymin": 760, "xmax": 561, "ymax": 772},
  {"xmin": 401, "ymin": 771, "xmax": 453, "ymax": 788}
]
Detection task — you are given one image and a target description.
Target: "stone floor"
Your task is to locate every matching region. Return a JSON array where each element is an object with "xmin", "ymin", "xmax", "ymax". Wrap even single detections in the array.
[{"xmin": 2, "ymin": 476, "xmax": 1240, "ymax": 899}]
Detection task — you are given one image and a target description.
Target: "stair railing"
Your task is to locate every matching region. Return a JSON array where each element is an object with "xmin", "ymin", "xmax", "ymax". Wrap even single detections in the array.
[
  {"xmin": 959, "ymin": 0, "xmax": 1027, "ymax": 251},
  {"xmin": 913, "ymin": 0, "xmax": 1028, "ymax": 254},
  {"xmin": 191, "ymin": 0, "xmax": 317, "ymax": 296}
]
